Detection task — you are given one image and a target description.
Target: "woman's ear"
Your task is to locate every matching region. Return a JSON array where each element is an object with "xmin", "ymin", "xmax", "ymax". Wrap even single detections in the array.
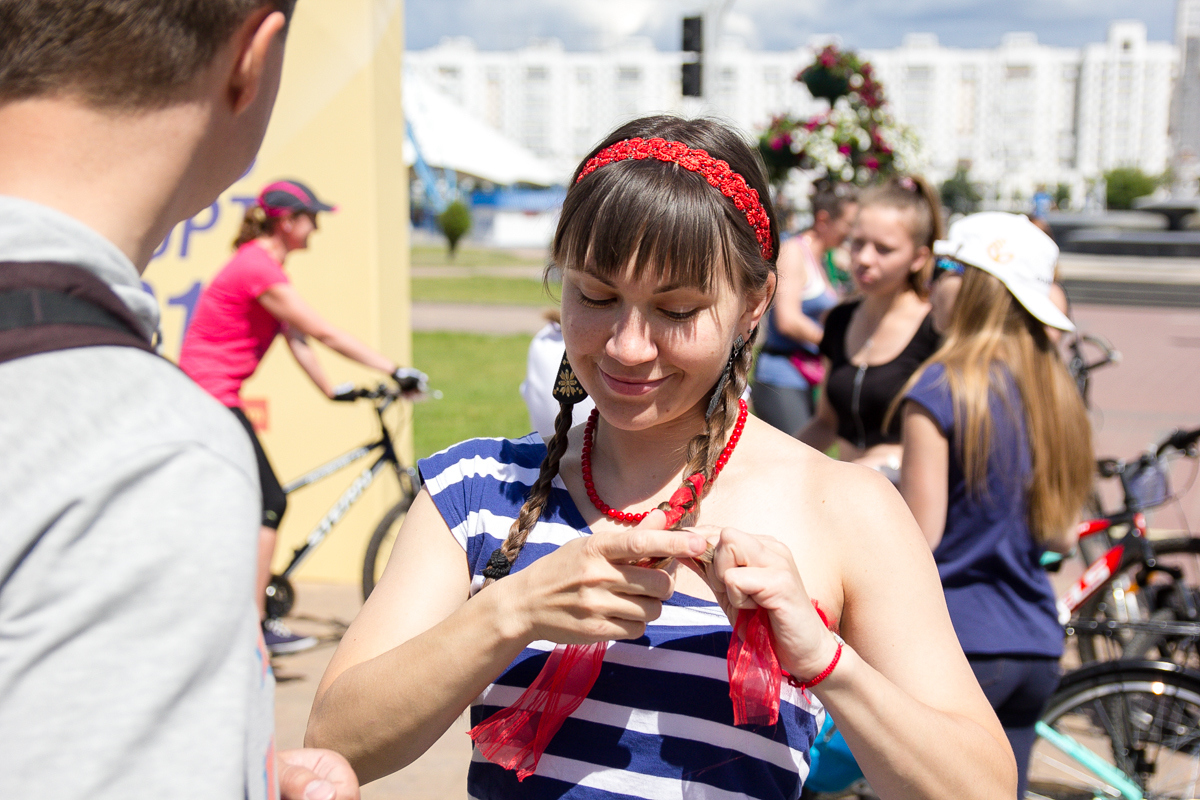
[
  {"xmin": 741, "ymin": 272, "xmax": 776, "ymax": 332},
  {"xmin": 910, "ymin": 245, "xmax": 931, "ymax": 275}
]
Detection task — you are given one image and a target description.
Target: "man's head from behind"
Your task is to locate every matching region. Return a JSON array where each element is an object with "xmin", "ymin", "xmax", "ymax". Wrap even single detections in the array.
[
  {"xmin": 0, "ymin": 0, "xmax": 296, "ymax": 109},
  {"xmin": 0, "ymin": 1, "xmax": 297, "ymax": 267}
]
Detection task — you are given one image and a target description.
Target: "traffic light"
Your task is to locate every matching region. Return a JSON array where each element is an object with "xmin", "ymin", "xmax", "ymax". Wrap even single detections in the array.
[{"xmin": 682, "ymin": 16, "xmax": 702, "ymax": 97}]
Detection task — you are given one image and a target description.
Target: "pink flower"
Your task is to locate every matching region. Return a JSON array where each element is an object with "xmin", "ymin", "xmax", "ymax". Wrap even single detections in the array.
[
  {"xmin": 838, "ymin": 143, "xmax": 851, "ymax": 155},
  {"xmin": 865, "ymin": 157, "xmax": 879, "ymax": 169}
]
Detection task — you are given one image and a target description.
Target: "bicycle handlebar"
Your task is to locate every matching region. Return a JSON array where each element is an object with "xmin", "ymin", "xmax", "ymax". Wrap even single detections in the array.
[
  {"xmin": 1158, "ymin": 426, "xmax": 1200, "ymax": 457},
  {"xmin": 1095, "ymin": 425, "xmax": 1200, "ymax": 476},
  {"xmin": 1070, "ymin": 333, "xmax": 1121, "ymax": 371},
  {"xmin": 330, "ymin": 368, "xmax": 437, "ymax": 403}
]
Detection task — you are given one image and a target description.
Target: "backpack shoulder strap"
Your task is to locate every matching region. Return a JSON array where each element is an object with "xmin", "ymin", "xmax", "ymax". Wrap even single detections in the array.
[{"xmin": 0, "ymin": 261, "xmax": 156, "ymax": 366}]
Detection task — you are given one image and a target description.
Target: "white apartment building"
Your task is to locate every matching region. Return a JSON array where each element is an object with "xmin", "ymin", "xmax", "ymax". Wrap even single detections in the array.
[
  {"xmin": 1172, "ymin": 0, "xmax": 1200, "ymax": 189},
  {"xmin": 407, "ymin": 21, "xmax": 1180, "ymax": 203}
]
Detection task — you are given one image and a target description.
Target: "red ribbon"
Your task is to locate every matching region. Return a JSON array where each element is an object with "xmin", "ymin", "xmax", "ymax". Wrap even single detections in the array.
[
  {"xmin": 470, "ymin": 591, "xmax": 826, "ymax": 776},
  {"xmin": 727, "ymin": 607, "xmax": 783, "ymax": 726},
  {"xmin": 661, "ymin": 474, "xmax": 705, "ymax": 528},
  {"xmin": 468, "ymin": 641, "xmax": 607, "ymax": 781}
]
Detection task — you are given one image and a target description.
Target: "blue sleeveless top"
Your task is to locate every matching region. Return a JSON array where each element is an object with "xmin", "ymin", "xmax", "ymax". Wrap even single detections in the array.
[
  {"xmin": 419, "ymin": 436, "xmax": 822, "ymax": 800},
  {"xmin": 758, "ymin": 236, "xmax": 839, "ymax": 390}
]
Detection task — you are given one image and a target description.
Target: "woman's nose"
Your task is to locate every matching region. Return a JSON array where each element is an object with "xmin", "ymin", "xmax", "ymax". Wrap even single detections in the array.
[
  {"xmin": 606, "ymin": 308, "xmax": 656, "ymax": 365},
  {"xmin": 854, "ymin": 243, "xmax": 877, "ymax": 266}
]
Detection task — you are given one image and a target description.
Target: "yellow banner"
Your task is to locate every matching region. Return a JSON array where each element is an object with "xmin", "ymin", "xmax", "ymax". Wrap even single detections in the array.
[{"xmin": 144, "ymin": 0, "xmax": 409, "ymax": 584}]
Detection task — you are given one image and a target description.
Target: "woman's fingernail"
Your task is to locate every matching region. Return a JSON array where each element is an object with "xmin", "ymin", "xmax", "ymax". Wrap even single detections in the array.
[{"xmin": 304, "ymin": 780, "xmax": 336, "ymax": 800}]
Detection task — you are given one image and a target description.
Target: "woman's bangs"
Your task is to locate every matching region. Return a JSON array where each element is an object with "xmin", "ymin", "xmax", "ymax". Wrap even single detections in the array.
[{"xmin": 554, "ymin": 162, "xmax": 738, "ymax": 292}]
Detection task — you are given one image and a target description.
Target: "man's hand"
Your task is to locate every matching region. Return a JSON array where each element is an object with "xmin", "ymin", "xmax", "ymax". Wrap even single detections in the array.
[{"xmin": 278, "ymin": 748, "xmax": 360, "ymax": 800}]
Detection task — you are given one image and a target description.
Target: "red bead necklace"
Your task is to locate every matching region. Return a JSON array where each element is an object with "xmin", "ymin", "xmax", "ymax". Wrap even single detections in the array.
[{"xmin": 581, "ymin": 398, "xmax": 749, "ymax": 524}]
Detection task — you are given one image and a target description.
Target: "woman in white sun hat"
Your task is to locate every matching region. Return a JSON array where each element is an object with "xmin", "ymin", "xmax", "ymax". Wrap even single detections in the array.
[{"xmin": 890, "ymin": 212, "xmax": 1092, "ymax": 798}]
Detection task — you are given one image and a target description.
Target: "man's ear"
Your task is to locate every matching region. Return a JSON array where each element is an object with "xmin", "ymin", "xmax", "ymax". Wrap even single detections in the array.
[{"xmin": 228, "ymin": 10, "xmax": 289, "ymax": 115}]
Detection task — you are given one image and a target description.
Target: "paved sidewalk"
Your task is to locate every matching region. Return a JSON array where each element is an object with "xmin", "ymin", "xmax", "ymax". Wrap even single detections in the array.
[
  {"xmin": 274, "ymin": 583, "xmax": 470, "ymax": 799},
  {"xmin": 412, "ymin": 301, "xmax": 549, "ymax": 335}
]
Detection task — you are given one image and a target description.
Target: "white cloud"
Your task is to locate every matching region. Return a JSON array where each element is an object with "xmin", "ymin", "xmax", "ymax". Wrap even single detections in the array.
[{"xmin": 406, "ymin": 0, "xmax": 1177, "ymax": 51}]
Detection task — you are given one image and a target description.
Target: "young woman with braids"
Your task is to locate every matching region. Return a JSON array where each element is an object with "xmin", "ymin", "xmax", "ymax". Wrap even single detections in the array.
[
  {"xmin": 797, "ymin": 177, "xmax": 944, "ymax": 481},
  {"xmin": 306, "ymin": 116, "xmax": 1014, "ymax": 799}
]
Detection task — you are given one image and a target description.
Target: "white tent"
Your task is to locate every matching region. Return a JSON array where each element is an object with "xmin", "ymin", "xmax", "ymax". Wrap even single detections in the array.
[{"xmin": 403, "ymin": 70, "xmax": 565, "ymax": 187}]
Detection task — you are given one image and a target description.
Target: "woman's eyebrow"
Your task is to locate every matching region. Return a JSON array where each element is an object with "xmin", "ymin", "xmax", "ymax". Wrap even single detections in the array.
[{"xmin": 575, "ymin": 267, "xmax": 701, "ymax": 296}]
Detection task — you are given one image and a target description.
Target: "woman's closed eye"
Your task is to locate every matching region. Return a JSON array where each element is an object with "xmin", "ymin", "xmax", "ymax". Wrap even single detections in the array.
[
  {"xmin": 576, "ymin": 290, "xmax": 616, "ymax": 309},
  {"xmin": 660, "ymin": 307, "xmax": 701, "ymax": 322}
]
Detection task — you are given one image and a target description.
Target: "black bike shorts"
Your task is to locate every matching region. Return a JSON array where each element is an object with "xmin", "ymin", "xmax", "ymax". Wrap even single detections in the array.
[{"xmin": 229, "ymin": 406, "xmax": 288, "ymax": 530}]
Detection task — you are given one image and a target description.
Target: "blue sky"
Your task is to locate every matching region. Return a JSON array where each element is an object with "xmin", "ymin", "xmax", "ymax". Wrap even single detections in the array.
[{"xmin": 406, "ymin": 0, "xmax": 1179, "ymax": 51}]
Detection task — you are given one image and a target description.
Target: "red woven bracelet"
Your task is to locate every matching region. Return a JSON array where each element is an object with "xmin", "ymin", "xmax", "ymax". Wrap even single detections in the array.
[
  {"xmin": 785, "ymin": 634, "xmax": 844, "ymax": 690},
  {"xmin": 783, "ymin": 601, "xmax": 844, "ymax": 690}
]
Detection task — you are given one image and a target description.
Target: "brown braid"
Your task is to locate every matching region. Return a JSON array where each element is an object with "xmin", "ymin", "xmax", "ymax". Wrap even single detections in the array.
[
  {"xmin": 480, "ymin": 400, "xmax": 575, "ymax": 588},
  {"xmin": 665, "ymin": 328, "xmax": 757, "ymax": 530}
]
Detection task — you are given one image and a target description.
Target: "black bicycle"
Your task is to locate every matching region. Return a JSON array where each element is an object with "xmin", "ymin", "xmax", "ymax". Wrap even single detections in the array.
[
  {"xmin": 263, "ymin": 369, "xmax": 434, "ymax": 620},
  {"xmin": 1061, "ymin": 426, "xmax": 1200, "ymax": 668},
  {"xmin": 1065, "ymin": 331, "xmax": 1120, "ymax": 411}
]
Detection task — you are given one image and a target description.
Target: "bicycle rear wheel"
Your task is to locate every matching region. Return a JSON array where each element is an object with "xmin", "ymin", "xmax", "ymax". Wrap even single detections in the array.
[
  {"xmin": 362, "ymin": 491, "xmax": 416, "ymax": 601},
  {"xmin": 1075, "ymin": 538, "xmax": 1200, "ymax": 667},
  {"xmin": 1027, "ymin": 661, "xmax": 1200, "ymax": 799}
]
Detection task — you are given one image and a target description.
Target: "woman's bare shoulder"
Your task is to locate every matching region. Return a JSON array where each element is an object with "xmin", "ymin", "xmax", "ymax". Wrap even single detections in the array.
[{"xmin": 736, "ymin": 417, "xmax": 914, "ymax": 542}]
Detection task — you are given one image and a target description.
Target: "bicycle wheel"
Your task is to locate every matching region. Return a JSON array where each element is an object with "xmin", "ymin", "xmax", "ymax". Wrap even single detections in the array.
[
  {"xmin": 361, "ymin": 491, "xmax": 416, "ymax": 601},
  {"xmin": 1075, "ymin": 538, "xmax": 1200, "ymax": 667},
  {"xmin": 1027, "ymin": 661, "xmax": 1200, "ymax": 799}
]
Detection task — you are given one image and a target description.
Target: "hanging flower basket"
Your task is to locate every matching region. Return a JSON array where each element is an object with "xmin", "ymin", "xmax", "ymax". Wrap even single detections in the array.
[
  {"xmin": 760, "ymin": 44, "xmax": 921, "ymax": 187},
  {"xmin": 801, "ymin": 66, "xmax": 850, "ymax": 103}
]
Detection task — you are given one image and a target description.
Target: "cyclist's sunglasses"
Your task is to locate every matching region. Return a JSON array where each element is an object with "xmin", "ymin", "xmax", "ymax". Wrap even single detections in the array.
[{"xmin": 930, "ymin": 257, "xmax": 966, "ymax": 286}]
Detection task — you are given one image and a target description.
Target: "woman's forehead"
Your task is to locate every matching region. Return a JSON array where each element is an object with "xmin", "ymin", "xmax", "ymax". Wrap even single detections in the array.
[{"xmin": 854, "ymin": 205, "xmax": 916, "ymax": 239}]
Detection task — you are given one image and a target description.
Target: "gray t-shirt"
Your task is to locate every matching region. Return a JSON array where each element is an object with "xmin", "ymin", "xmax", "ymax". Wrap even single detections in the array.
[{"xmin": 0, "ymin": 197, "xmax": 275, "ymax": 799}]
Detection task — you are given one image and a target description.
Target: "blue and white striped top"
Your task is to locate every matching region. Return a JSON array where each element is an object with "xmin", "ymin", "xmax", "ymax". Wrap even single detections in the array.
[{"xmin": 419, "ymin": 435, "xmax": 822, "ymax": 800}]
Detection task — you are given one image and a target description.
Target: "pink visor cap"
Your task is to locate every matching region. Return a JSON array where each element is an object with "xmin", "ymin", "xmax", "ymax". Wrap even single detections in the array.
[{"xmin": 257, "ymin": 180, "xmax": 338, "ymax": 218}]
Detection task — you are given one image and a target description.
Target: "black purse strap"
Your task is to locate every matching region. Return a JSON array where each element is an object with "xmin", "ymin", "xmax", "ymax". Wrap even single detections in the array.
[{"xmin": 0, "ymin": 261, "xmax": 155, "ymax": 365}]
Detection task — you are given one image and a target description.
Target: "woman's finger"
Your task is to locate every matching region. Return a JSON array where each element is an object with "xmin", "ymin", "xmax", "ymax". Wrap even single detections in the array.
[{"xmin": 610, "ymin": 562, "xmax": 674, "ymax": 599}]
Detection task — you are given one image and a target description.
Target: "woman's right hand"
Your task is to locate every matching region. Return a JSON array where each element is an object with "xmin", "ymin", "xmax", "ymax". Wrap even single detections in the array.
[
  {"xmin": 498, "ymin": 512, "xmax": 707, "ymax": 646},
  {"xmin": 705, "ymin": 527, "xmax": 841, "ymax": 683}
]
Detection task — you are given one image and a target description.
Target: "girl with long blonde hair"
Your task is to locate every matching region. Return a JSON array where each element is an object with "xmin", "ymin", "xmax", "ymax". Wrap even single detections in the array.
[{"xmin": 895, "ymin": 212, "xmax": 1092, "ymax": 798}]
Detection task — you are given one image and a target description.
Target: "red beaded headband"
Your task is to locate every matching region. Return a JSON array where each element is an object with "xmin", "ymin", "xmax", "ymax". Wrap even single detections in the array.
[{"xmin": 575, "ymin": 137, "xmax": 774, "ymax": 261}]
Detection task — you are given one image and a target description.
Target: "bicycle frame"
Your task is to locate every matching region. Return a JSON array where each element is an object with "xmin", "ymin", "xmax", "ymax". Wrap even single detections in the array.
[
  {"xmin": 1059, "ymin": 446, "xmax": 1200, "ymax": 624},
  {"xmin": 275, "ymin": 395, "xmax": 413, "ymax": 579},
  {"xmin": 1034, "ymin": 720, "xmax": 1145, "ymax": 800}
]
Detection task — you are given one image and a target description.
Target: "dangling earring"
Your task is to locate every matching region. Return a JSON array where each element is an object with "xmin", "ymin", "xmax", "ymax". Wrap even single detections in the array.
[
  {"xmin": 552, "ymin": 353, "xmax": 588, "ymax": 405},
  {"xmin": 706, "ymin": 334, "xmax": 746, "ymax": 422}
]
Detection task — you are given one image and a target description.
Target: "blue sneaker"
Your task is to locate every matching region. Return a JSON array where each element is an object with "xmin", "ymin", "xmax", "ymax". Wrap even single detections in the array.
[{"xmin": 262, "ymin": 617, "xmax": 317, "ymax": 655}]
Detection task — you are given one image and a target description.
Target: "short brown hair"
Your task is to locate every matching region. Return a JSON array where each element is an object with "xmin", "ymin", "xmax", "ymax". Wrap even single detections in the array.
[{"xmin": 0, "ymin": 0, "xmax": 296, "ymax": 108}]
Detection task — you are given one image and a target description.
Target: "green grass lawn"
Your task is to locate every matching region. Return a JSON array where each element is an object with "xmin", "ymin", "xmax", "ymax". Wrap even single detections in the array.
[
  {"xmin": 411, "ymin": 276, "xmax": 560, "ymax": 306},
  {"xmin": 412, "ymin": 244, "xmax": 546, "ymax": 269},
  {"xmin": 412, "ymin": 331, "xmax": 533, "ymax": 458}
]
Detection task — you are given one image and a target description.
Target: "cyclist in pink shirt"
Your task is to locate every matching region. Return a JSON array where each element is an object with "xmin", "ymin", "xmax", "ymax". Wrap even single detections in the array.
[{"xmin": 180, "ymin": 179, "xmax": 404, "ymax": 654}]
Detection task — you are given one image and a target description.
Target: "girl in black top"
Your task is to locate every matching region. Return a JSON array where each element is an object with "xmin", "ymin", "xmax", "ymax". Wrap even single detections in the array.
[{"xmin": 798, "ymin": 176, "xmax": 944, "ymax": 479}]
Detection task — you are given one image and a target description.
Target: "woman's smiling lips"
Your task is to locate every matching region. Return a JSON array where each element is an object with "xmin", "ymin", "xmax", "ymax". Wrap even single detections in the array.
[{"xmin": 599, "ymin": 369, "xmax": 668, "ymax": 396}]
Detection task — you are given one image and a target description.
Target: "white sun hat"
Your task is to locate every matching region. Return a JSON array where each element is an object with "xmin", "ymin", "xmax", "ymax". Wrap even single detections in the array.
[{"xmin": 933, "ymin": 211, "xmax": 1075, "ymax": 332}]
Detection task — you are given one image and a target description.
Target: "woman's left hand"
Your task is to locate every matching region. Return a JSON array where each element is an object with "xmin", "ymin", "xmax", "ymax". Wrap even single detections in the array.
[{"xmin": 697, "ymin": 527, "xmax": 840, "ymax": 683}]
